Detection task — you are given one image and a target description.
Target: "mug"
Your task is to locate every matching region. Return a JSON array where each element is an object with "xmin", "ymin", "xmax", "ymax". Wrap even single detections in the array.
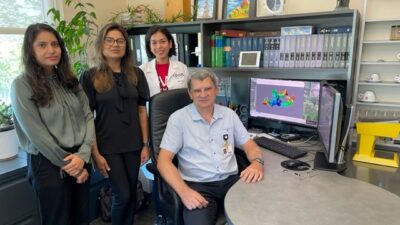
[
  {"xmin": 358, "ymin": 91, "xmax": 377, "ymax": 102},
  {"xmin": 394, "ymin": 74, "xmax": 400, "ymax": 83},
  {"xmin": 367, "ymin": 73, "xmax": 381, "ymax": 82}
]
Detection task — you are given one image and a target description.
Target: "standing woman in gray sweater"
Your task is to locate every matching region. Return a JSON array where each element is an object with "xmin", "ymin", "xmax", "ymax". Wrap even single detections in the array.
[{"xmin": 10, "ymin": 23, "xmax": 95, "ymax": 225}]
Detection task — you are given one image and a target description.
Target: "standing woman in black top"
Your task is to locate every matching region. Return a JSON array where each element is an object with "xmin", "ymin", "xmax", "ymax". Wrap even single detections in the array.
[{"xmin": 80, "ymin": 23, "xmax": 150, "ymax": 225}]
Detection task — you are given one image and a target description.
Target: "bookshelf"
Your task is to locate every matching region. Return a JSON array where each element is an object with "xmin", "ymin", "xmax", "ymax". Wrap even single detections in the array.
[
  {"xmin": 127, "ymin": 9, "xmax": 359, "ymax": 106},
  {"xmin": 352, "ymin": 0, "xmax": 400, "ymax": 126}
]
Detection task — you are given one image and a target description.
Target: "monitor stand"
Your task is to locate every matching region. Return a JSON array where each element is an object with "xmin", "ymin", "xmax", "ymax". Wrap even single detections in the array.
[{"xmin": 313, "ymin": 152, "xmax": 347, "ymax": 172}]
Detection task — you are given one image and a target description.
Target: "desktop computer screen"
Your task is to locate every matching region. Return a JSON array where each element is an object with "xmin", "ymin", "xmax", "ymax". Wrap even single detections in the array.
[
  {"xmin": 249, "ymin": 78, "xmax": 320, "ymax": 128},
  {"xmin": 314, "ymin": 84, "xmax": 343, "ymax": 170}
]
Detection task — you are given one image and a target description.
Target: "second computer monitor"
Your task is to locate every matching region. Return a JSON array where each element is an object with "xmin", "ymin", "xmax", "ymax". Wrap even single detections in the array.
[{"xmin": 249, "ymin": 78, "xmax": 320, "ymax": 128}]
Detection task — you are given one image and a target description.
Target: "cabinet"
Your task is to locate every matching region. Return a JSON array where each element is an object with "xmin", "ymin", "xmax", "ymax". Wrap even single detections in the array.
[
  {"xmin": 127, "ymin": 9, "xmax": 359, "ymax": 121},
  {"xmin": 353, "ymin": 0, "xmax": 400, "ymax": 124}
]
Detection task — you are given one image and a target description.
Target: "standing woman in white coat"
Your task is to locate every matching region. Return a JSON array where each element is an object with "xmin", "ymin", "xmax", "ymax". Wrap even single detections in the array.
[{"xmin": 140, "ymin": 25, "xmax": 189, "ymax": 97}]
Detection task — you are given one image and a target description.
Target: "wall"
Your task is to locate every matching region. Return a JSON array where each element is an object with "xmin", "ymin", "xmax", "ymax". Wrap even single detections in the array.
[
  {"xmin": 62, "ymin": 0, "xmax": 126, "ymax": 27},
  {"xmin": 127, "ymin": 0, "xmax": 165, "ymax": 18}
]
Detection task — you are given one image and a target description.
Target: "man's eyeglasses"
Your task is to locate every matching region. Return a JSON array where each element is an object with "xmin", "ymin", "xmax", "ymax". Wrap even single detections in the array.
[{"xmin": 104, "ymin": 37, "xmax": 126, "ymax": 46}]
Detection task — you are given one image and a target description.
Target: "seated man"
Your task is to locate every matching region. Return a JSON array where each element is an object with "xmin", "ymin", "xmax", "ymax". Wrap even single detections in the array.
[{"xmin": 157, "ymin": 69, "xmax": 264, "ymax": 225}]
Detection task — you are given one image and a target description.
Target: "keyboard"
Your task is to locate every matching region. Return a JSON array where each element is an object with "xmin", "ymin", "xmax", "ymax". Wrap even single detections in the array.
[{"xmin": 254, "ymin": 136, "xmax": 307, "ymax": 159}]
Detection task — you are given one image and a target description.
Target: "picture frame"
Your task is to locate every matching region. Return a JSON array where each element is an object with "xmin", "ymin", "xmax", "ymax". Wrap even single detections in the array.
[
  {"xmin": 195, "ymin": 0, "xmax": 218, "ymax": 20},
  {"xmin": 239, "ymin": 51, "xmax": 261, "ymax": 68},
  {"xmin": 223, "ymin": 0, "xmax": 256, "ymax": 20},
  {"xmin": 257, "ymin": 0, "xmax": 285, "ymax": 17}
]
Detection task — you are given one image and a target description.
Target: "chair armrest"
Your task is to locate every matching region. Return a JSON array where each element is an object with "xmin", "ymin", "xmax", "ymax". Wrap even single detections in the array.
[{"xmin": 146, "ymin": 162, "xmax": 160, "ymax": 177}]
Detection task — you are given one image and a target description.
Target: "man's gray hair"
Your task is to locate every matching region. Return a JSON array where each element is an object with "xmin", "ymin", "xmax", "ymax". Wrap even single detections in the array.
[{"xmin": 187, "ymin": 69, "xmax": 219, "ymax": 91}]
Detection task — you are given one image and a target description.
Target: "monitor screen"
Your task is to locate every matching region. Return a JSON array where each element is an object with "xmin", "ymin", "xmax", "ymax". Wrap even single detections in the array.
[
  {"xmin": 317, "ymin": 84, "xmax": 343, "ymax": 163},
  {"xmin": 249, "ymin": 78, "xmax": 320, "ymax": 128}
]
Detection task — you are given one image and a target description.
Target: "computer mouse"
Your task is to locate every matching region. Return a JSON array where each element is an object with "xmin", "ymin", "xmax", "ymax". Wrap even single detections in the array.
[{"xmin": 281, "ymin": 159, "xmax": 311, "ymax": 171}]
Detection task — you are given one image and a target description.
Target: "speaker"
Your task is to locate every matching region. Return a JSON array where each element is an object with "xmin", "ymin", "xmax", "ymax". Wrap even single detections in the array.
[{"xmin": 235, "ymin": 104, "xmax": 248, "ymax": 128}]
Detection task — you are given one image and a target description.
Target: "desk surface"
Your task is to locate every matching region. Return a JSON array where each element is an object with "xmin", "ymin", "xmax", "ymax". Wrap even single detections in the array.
[{"xmin": 225, "ymin": 149, "xmax": 400, "ymax": 225}]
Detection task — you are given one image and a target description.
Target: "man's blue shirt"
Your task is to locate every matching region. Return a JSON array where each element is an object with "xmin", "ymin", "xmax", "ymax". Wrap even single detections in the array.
[{"xmin": 160, "ymin": 103, "xmax": 250, "ymax": 182}]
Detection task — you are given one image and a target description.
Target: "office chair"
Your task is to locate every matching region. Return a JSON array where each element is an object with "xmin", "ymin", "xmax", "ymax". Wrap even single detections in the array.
[{"xmin": 146, "ymin": 88, "xmax": 250, "ymax": 225}]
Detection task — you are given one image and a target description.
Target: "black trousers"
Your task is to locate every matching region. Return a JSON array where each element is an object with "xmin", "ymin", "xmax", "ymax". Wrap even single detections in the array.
[
  {"xmin": 183, "ymin": 175, "xmax": 239, "ymax": 225},
  {"xmin": 104, "ymin": 151, "xmax": 141, "ymax": 225},
  {"xmin": 28, "ymin": 153, "xmax": 91, "ymax": 225}
]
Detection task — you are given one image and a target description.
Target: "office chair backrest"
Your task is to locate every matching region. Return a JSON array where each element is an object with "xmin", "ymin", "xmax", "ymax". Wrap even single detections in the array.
[{"xmin": 149, "ymin": 88, "xmax": 192, "ymax": 162}]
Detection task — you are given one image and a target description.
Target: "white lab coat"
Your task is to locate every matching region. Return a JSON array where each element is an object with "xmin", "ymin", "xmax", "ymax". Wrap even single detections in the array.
[{"xmin": 140, "ymin": 59, "xmax": 189, "ymax": 97}]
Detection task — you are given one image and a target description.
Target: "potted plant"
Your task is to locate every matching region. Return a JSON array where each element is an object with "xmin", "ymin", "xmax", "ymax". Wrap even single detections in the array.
[
  {"xmin": 47, "ymin": 0, "xmax": 98, "ymax": 75},
  {"xmin": 0, "ymin": 101, "xmax": 18, "ymax": 161}
]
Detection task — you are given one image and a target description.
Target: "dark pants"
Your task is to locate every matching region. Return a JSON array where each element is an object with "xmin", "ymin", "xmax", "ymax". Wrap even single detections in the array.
[
  {"xmin": 104, "ymin": 151, "xmax": 141, "ymax": 225},
  {"xmin": 183, "ymin": 175, "xmax": 239, "ymax": 225},
  {"xmin": 28, "ymin": 153, "xmax": 91, "ymax": 225}
]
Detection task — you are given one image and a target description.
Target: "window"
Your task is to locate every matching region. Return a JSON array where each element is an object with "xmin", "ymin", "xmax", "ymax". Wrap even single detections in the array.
[{"xmin": 0, "ymin": 0, "xmax": 59, "ymax": 103}]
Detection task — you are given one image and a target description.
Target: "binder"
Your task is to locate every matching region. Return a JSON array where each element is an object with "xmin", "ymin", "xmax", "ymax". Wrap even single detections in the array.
[
  {"xmin": 304, "ymin": 35, "xmax": 311, "ymax": 68},
  {"xmin": 333, "ymin": 33, "xmax": 342, "ymax": 68},
  {"xmin": 183, "ymin": 33, "xmax": 198, "ymax": 67},
  {"xmin": 316, "ymin": 34, "xmax": 324, "ymax": 68},
  {"xmin": 171, "ymin": 33, "xmax": 179, "ymax": 61},
  {"xmin": 310, "ymin": 35, "xmax": 318, "ymax": 68},
  {"xmin": 327, "ymin": 33, "xmax": 336, "ymax": 68},
  {"xmin": 133, "ymin": 35, "xmax": 142, "ymax": 65},
  {"xmin": 176, "ymin": 33, "xmax": 185, "ymax": 63},
  {"xmin": 274, "ymin": 37, "xmax": 281, "ymax": 68},
  {"xmin": 289, "ymin": 35, "xmax": 296, "ymax": 68},
  {"xmin": 263, "ymin": 37, "xmax": 270, "ymax": 68},
  {"xmin": 321, "ymin": 34, "xmax": 330, "ymax": 68},
  {"xmin": 295, "ymin": 35, "xmax": 301, "ymax": 67},
  {"xmin": 340, "ymin": 33, "xmax": 349, "ymax": 68},
  {"xmin": 279, "ymin": 36, "xmax": 286, "ymax": 68},
  {"xmin": 268, "ymin": 38, "xmax": 276, "ymax": 67}
]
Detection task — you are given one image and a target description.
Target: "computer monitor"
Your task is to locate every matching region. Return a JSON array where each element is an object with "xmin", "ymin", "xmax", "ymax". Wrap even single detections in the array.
[
  {"xmin": 314, "ymin": 83, "xmax": 345, "ymax": 172},
  {"xmin": 249, "ymin": 78, "xmax": 320, "ymax": 130}
]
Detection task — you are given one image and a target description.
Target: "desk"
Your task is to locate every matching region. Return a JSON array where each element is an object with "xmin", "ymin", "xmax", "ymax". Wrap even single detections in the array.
[{"xmin": 225, "ymin": 149, "xmax": 400, "ymax": 225}]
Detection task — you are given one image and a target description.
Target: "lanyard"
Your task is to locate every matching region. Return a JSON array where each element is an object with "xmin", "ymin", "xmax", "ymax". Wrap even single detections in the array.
[
  {"xmin": 157, "ymin": 74, "xmax": 168, "ymax": 92},
  {"xmin": 155, "ymin": 64, "xmax": 168, "ymax": 92}
]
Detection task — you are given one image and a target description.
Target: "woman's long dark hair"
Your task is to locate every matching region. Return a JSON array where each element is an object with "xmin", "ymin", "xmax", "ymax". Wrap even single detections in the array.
[
  {"xmin": 22, "ymin": 23, "xmax": 78, "ymax": 107},
  {"xmin": 92, "ymin": 23, "xmax": 137, "ymax": 93}
]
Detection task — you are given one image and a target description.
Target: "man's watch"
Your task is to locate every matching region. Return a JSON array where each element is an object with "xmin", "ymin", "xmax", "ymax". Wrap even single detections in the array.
[{"xmin": 252, "ymin": 157, "xmax": 264, "ymax": 165}]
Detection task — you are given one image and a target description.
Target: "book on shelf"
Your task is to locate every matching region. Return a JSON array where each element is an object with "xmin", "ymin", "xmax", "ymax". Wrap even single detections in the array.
[
  {"xmin": 318, "ymin": 26, "xmax": 352, "ymax": 34},
  {"xmin": 224, "ymin": 38, "xmax": 233, "ymax": 67},
  {"xmin": 248, "ymin": 31, "xmax": 281, "ymax": 37},
  {"xmin": 263, "ymin": 37, "xmax": 271, "ymax": 68},
  {"xmin": 304, "ymin": 35, "xmax": 311, "ymax": 68},
  {"xmin": 220, "ymin": 29, "xmax": 247, "ymax": 38},
  {"xmin": 215, "ymin": 35, "xmax": 224, "ymax": 67},
  {"xmin": 210, "ymin": 34, "xmax": 216, "ymax": 67},
  {"xmin": 316, "ymin": 34, "xmax": 324, "ymax": 68},
  {"xmin": 281, "ymin": 26, "xmax": 313, "ymax": 36}
]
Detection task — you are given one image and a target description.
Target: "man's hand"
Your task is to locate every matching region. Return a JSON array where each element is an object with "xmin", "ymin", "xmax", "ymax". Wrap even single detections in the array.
[
  {"xmin": 75, "ymin": 168, "xmax": 89, "ymax": 184},
  {"xmin": 63, "ymin": 154, "xmax": 84, "ymax": 177},
  {"xmin": 140, "ymin": 146, "xmax": 150, "ymax": 164},
  {"xmin": 240, "ymin": 162, "xmax": 264, "ymax": 183},
  {"xmin": 93, "ymin": 154, "xmax": 111, "ymax": 178},
  {"xmin": 179, "ymin": 187, "xmax": 209, "ymax": 210}
]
